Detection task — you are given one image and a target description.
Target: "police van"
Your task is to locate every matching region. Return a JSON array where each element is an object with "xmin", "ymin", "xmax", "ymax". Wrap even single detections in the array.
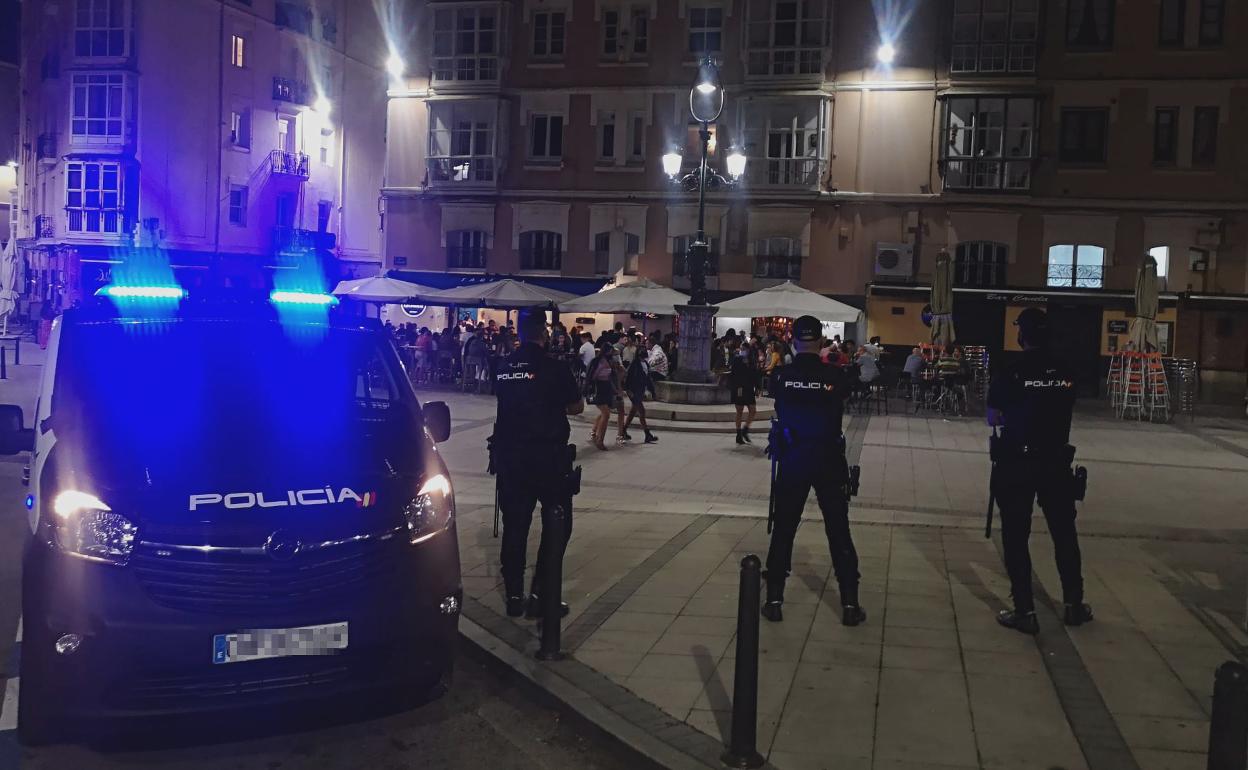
[{"xmin": 0, "ymin": 287, "xmax": 461, "ymax": 745}]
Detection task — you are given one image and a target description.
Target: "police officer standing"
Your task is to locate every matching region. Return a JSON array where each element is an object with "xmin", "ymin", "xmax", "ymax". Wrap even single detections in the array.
[
  {"xmin": 986, "ymin": 307, "xmax": 1093, "ymax": 634},
  {"xmin": 763, "ymin": 315, "xmax": 866, "ymax": 626},
  {"xmin": 492, "ymin": 309, "xmax": 584, "ymax": 618}
]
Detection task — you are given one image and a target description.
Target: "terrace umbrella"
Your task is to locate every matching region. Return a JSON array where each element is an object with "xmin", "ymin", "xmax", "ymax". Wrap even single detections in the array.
[
  {"xmin": 426, "ymin": 278, "xmax": 579, "ymax": 309},
  {"xmin": 0, "ymin": 238, "xmax": 19, "ymax": 336},
  {"xmin": 557, "ymin": 278, "xmax": 689, "ymax": 316},
  {"xmin": 1128, "ymin": 254, "xmax": 1160, "ymax": 352},
  {"xmin": 930, "ymin": 250, "xmax": 956, "ymax": 348},
  {"xmin": 714, "ymin": 281, "xmax": 860, "ymax": 323},
  {"xmin": 330, "ymin": 275, "xmax": 438, "ymax": 303}
]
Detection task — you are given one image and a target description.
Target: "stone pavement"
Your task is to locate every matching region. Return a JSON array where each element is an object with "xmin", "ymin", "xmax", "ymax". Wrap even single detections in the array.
[{"xmin": 433, "ymin": 389, "xmax": 1248, "ymax": 770}]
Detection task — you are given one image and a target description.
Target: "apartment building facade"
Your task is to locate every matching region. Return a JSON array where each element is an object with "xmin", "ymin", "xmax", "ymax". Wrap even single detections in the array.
[
  {"xmin": 383, "ymin": 0, "xmax": 1246, "ymax": 399},
  {"xmin": 13, "ymin": 0, "xmax": 390, "ymax": 307}
]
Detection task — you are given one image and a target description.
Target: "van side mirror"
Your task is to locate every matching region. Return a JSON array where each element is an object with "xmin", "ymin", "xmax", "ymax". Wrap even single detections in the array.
[
  {"xmin": 0, "ymin": 405, "xmax": 35, "ymax": 455},
  {"xmin": 423, "ymin": 401, "xmax": 451, "ymax": 443}
]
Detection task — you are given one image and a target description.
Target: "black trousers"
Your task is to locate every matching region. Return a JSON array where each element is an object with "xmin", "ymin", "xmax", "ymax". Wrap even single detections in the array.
[
  {"xmin": 765, "ymin": 450, "xmax": 860, "ymax": 597},
  {"xmin": 498, "ymin": 458, "xmax": 573, "ymax": 599},
  {"xmin": 993, "ymin": 454, "xmax": 1084, "ymax": 613}
]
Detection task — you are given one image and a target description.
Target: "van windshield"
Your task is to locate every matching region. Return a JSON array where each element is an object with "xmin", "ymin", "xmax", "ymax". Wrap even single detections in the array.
[{"xmin": 52, "ymin": 319, "xmax": 417, "ymax": 484}]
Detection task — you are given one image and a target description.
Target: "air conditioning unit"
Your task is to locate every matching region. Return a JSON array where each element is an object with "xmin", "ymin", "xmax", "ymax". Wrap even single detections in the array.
[{"xmin": 874, "ymin": 242, "xmax": 914, "ymax": 279}]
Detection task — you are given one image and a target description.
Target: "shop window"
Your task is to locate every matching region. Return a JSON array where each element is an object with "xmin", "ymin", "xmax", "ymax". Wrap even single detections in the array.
[{"xmin": 1047, "ymin": 244, "xmax": 1105, "ymax": 288}]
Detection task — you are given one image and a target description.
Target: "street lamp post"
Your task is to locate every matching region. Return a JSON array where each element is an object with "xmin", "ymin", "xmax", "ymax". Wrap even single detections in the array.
[{"xmin": 662, "ymin": 57, "xmax": 745, "ymax": 384}]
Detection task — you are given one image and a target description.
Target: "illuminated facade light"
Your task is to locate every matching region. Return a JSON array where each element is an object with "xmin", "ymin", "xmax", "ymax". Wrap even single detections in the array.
[
  {"xmin": 270, "ymin": 291, "xmax": 339, "ymax": 306},
  {"xmin": 386, "ymin": 53, "xmax": 405, "ymax": 80},
  {"xmin": 876, "ymin": 43, "xmax": 896, "ymax": 65},
  {"xmin": 97, "ymin": 285, "xmax": 186, "ymax": 299}
]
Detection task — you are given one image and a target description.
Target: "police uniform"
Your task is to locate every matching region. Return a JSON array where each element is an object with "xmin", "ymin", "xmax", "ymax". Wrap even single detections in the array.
[
  {"xmin": 763, "ymin": 316, "xmax": 865, "ymax": 626},
  {"xmin": 493, "ymin": 333, "xmax": 581, "ymax": 618},
  {"xmin": 987, "ymin": 307, "xmax": 1092, "ymax": 633}
]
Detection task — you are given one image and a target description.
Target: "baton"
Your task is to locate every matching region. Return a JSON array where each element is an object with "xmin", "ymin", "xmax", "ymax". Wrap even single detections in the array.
[
  {"xmin": 985, "ymin": 428, "xmax": 998, "ymax": 539},
  {"xmin": 493, "ymin": 481, "xmax": 500, "ymax": 538}
]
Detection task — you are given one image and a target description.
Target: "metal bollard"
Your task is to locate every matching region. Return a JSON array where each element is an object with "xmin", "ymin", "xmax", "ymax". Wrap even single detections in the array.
[
  {"xmin": 1207, "ymin": 661, "xmax": 1248, "ymax": 770},
  {"xmin": 722, "ymin": 554, "xmax": 765, "ymax": 769},
  {"xmin": 535, "ymin": 504, "xmax": 566, "ymax": 661}
]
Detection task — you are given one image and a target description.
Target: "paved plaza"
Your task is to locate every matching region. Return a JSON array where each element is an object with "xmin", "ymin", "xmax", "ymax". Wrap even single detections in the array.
[{"xmin": 437, "ymin": 390, "xmax": 1248, "ymax": 770}]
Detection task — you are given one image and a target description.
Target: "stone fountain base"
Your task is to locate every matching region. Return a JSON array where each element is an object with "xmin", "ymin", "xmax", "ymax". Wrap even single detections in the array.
[{"xmin": 655, "ymin": 378, "xmax": 732, "ymax": 405}]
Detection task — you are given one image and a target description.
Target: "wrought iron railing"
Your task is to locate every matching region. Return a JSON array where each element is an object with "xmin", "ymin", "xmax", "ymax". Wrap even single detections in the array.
[
  {"xmin": 747, "ymin": 157, "xmax": 824, "ymax": 188},
  {"xmin": 427, "ymin": 156, "xmax": 497, "ymax": 184},
  {"xmin": 269, "ymin": 149, "xmax": 310, "ymax": 179},
  {"xmin": 273, "ymin": 226, "xmax": 335, "ymax": 253},
  {"xmin": 34, "ymin": 215, "xmax": 54, "ymax": 239},
  {"xmin": 272, "ymin": 76, "xmax": 309, "ymax": 105},
  {"xmin": 1046, "ymin": 264, "xmax": 1104, "ymax": 289}
]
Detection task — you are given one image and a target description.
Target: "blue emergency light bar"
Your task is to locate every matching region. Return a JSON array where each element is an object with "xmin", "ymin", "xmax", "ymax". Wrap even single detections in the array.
[
  {"xmin": 270, "ymin": 291, "xmax": 339, "ymax": 306},
  {"xmin": 97, "ymin": 285, "xmax": 187, "ymax": 300}
]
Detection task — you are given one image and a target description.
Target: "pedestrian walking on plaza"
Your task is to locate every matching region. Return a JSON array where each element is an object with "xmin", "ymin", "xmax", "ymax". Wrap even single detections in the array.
[
  {"xmin": 762, "ymin": 316, "xmax": 866, "ymax": 627},
  {"xmin": 586, "ymin": 343, "xmax": 623, "ymax": 450},
  {"xmin": 622, "ymin": 337, "xmax": 658, "ymax": 444},
  {"xmin": 491, "ymin": 309, "xmax": 584, "ymax": 619},
  {"xmin": 729, "ymin": 341, "xmax": 757, "ymax": 445},
  {"xmin": 987, "ymin": 307, "xmax": 1093, "ymax": 635}
]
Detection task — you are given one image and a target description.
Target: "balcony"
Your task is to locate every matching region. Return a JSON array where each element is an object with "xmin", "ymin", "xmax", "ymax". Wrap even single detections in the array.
[
  {"xmin": 37, "ymin": 134, "xmax": 57, "ymax": 164},
  {"xmin": 746, "ymin": 158, "xmax": 824, "ymax": 189},
  {"xmin": 34, "ymin": 215, "xmax": 54, "ymax": 240},
  {"xmin": 431, "ymin": 56, "xmax": 500, "ymax": 87},
  {"xmin": 272, "ymin": 76, "xmax": 310, "ymax": 105},
  {"xmin": 273, "ymin": 226, "xmax": 336, "ymax": 254},
  {"xmin": 269, "ymin": 150, "xmax": 310, "ymax": 179},
  {"xmin": 754, "ymin": 256, "xmax": 802, "ymax": 280},
  {"xmin": 427, "ymin": 156, "xmax": 497, "ymax": 186}
]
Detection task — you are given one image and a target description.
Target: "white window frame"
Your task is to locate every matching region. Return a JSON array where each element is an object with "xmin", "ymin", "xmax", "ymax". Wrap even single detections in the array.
[
  {"xmin": 746, "ymin": 0, "xmax": 827, "ymax": 77},
  {"xmin": 228, "ymin": 184, "xmax": 248, "ymax": 226},
  {"xmin": 65, "ymin": 160, "xmax": 124, "ymax": 235},
  {"xmin": 428, "ymin": 104, "xmax": 498, "ymax": 184},
  {"xmin": 532, "ymin": 10, "xmax": 566, "ymax": 59},
  {"xmin": 1047, "ymin": 244, "xmax": 1105, "ymax": 289},
  {"xmin": 688, "ymin": 4, "xmax": 724, "ymax": 55},
  {"xmin": 432, "ymin": 6, "xmax": 500, "ymax": 83},
  {"xmin": 229, "ymin": 109, "xmax": 251, "ymax": 149},
  {"xmin": 231, "ymin": 34, "xmax": 246, "ymax": 67},
  {"xmin": 952, "ymin": 0, "xmax": 1038, "ymax": 74},
  {"xmin": 941, "ymin": 96, "xmax": 1037, "ymax": 191},
  {"xmin": 528, "ymin": 113, "xmax": 564, "ymax": 162},
  {"xmin": 70, "ymin": 72, "xmax": 128, "ymax": 144},
  {"xmin": 75, "ymin": 0, "xmax": 129, "ymax": 59},
  {"xmin": 602, "ymin": 5, "xmax": 649, "ymax": 59}
]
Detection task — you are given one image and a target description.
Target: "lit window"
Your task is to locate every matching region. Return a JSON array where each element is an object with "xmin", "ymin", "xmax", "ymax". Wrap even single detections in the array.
[
  {"xmin": 231, "ymin": 34, "xmax": 246, "ymax": 67},
  {"xmin": 228, "ymin": 185, "xmax": 248, "ymax": 225},
  {"xmin": 688, "ymin": 6, "xmax": 723, "ymax": 55},
  {"xmin": 1148, "ymin": 246, "xmax": 1170, "ymax": 279},
  {"xmin": 229, "ymin": 109, "xmax": 251, "ymax": 148},
  {"xmin": 66, "ymin": 161, "xmax": 124, "ymax": 234},
  {"xmin": 951, "ymin": 0, "xmax": 1037, "ymax": 73},
  {"xmin": 532, "ymin": 11, "xmax": 565, "ymax": 59},
  {"xmin": 70, "ymin": 73, "xmax": 126, "ymax": 142},
  {"xmin": 519, "ymin": 231, "xmax": 563, "ymax": 271},
  {"xmin": 941, "ymin": 97, "xmax": 1036, "ymax": 190},
  {"xmin": 75, "ymin": 0, "xmax": 128, "ymax": 58},
  {"xmin": 1047, "ymin": 244, "xmax": 1105, "ymax": 288},
  {"xmin": 529, "ymin": 114, "xmax": 564, "ymax": 161}
]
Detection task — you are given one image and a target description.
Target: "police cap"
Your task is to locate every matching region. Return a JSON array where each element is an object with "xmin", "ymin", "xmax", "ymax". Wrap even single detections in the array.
[
  {"xmin": 1013, "ymin": 307, "xmax": 1048, "ymax": 332},
  {"xmin": 792, "ymin": 315, "xmax": 823, "ymax": 342}
]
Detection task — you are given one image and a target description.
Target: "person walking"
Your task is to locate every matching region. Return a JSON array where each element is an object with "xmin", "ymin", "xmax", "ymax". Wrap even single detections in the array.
[
  {"xmin": 586, "ymin": 342, "xmax": 622, "ymax": 450},
  {"xmin": 623, "ymin": 337, "xmax": 658, "ymax": 444},
  {"xmin": 646, "ymin": 336, "xmax": 669, "ymax": 382},
  {"xmin": 987, "ymin": 308, "xmax": 1093, "ymax": 634},
  {"xmin": 762, "ymin": 316, "xmax": 865, "ymax": 627},
  {"xmin": 491, "ymin": 309, "xmax": 584, "ymax": 618},
  {"xmin": 729, "ymin": 341, "xmax": 757, "ymax": 445}
]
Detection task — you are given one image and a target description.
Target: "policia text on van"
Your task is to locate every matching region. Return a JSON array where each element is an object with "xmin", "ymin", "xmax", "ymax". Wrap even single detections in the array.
[{"xmin": 0, "ymin": 289, "xmax": 462, "ymax": 745}]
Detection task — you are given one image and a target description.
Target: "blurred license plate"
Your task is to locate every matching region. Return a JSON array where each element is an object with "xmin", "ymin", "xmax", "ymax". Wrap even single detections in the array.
[{"xmin": 213, "ymin": 622, "xmax": 348, "ymax": 664}]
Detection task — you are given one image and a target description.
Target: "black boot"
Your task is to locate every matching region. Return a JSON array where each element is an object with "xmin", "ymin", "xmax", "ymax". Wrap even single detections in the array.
[
  {"xmin": 644, "ymin": 431, "xmax": 658, "ymax": 444},
  {"xmin": 1063, "ymin": 603, "xmax": 1094, "ymax": 626},
  {"xmin": 735, "ymin": 429, "xmax": 746, "ymax": 445},
  {"xmin": 761, "ymin": 572, "xmax": 784, "ymax": 622},
  {"xmin": 996, "ymin": 609, "xmax": 1040, "ymax": 635},
  {"xmin": 840, "ymin": 587, "xmax": 867, "ymax": 627},
  {"xmin": 525, "ymin": 594, "xmax": 570, "ymax": 619},
  {"xmin": 742, "ymin": 427, "xmax": 752, "ymax": 443},
  {"xmin": 506, "ymin": 595, "xmax": 526, "ymax": 617}
]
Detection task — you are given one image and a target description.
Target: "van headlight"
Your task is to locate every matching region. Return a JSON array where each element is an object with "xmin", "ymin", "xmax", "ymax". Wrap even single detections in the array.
[
  {"xmin": 404, "ymin": 474, "xmax": 454, "ymax": 545},
  {"xmin": 51, "ymin": 490, "xmax": 137, "ymax": 565}
]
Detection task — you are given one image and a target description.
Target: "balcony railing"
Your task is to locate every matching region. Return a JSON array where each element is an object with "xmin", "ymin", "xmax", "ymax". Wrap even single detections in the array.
[
  {"xmin": 269, "ymin": 149, "xmax": 310, "ymax": 179},
  {"xmin": 427, "ymin": 156, "xmax": 497, "ymax": 185},
  {"xmin": 272, "ymin": 76, "xmax": 310, "ymax": 105},
  {"xmin": 448, "ymin": 246, "xmax": 487, "ymax": 269},
  {"xmin": 672, "ymin": 253, "xmax": 720, "ymax": 277},
  {"xmin": 273, "ymin": 226, "xmax": 336, "ymax": 253},
  {"xmin": 746, "ymin": 158, "xmax": 824, "ymax": 188},
  {"xmin": 432, "ymin": 56, "xmax": 499, "ymax": 85},
  {"xmin": 754, "ymin": 256, "xmax": 802, "ymax": 280},
  {"xmin": 37, "ymin": 134, "xmax": 57, "ymax": 163},
  {"xmin": 1046, "ymin": 264, "xmax": 1104, "ymax": 289},
  {"xmin": 34, "ymin": 215, "xmax": 54, "ymax": 240}
]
